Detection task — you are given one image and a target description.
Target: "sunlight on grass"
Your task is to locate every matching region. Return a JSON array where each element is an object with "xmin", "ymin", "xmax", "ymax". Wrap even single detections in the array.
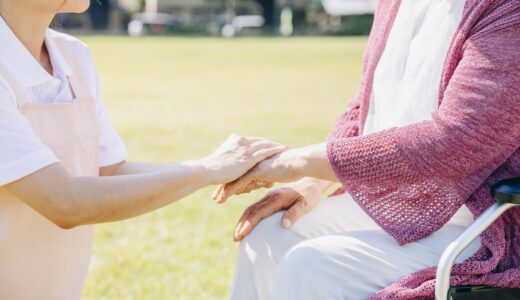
[{"xmin": 81, "ymin": 36, "xmax": 366, "ymax": 300}]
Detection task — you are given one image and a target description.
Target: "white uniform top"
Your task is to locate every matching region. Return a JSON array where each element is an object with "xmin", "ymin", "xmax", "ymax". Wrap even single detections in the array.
[
  {"xmin": 364, "ymin": 0, "xmax": 467, "ymax": 135},
  {"xmin": 0, "ymin": 16, "xmax": 127, "ymax": 186}
]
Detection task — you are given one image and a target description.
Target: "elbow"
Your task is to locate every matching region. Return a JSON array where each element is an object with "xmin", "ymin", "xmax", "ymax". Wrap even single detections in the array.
[
  {"xmin": 45, "ymin": 178, "xmax": 95, "ymax": 230},
  {"xmin": 50, "ymin": 211, "xmax": 84, "ymax": 230},
  {"xmin": 54, "ymin": 218, "xmax": 80, "ymax": 230},
  {"xmin": 55, "ymin": 222, "xmax": 75, "ymax": 230},
  {"xmin": 9, "ymin": 165, "xmax": 96, "ymax": 230},
  {"xmin": 46, "ymin": 200, "xmax": 89, "ymax": 230}
]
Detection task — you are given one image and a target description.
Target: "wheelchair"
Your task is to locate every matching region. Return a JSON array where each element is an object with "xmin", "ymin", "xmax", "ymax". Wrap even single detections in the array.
[{"xmin": 435, "ymin": 178, "xmax": 520, "ymax": 300}]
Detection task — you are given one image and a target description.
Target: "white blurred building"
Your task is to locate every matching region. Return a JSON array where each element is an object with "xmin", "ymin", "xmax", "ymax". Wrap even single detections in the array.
[
  {"xmin": 139, "ymin": 0, "xmax": 376, "ymax": 16},
  {"xmin": 85, "ymin": 0, "xmax": 376, "ymax": 35},
  {"xmin": 321, "ymin": 0, "xmax": 376, "ymax": 16}
]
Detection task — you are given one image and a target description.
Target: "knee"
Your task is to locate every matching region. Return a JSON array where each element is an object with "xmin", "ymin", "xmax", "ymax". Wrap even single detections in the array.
[
  {"xmin": 238, "ymin": 211, "xmax": 286, "ymax": 260},
  {"xmin": 275, "ymin": 236, "xmax": 369, "ymax": 286},
  {"xmin": 273, "ymin": 236, "xmax": 389, "ymax": 300},
  {"xmin": 276, "ymin": 240, "xmax": 329, "ymax": 285}
]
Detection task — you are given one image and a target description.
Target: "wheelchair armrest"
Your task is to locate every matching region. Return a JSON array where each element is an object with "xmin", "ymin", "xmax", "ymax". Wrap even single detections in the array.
[
  {"xmin": 436, "ymin": 179, "xmax": 520, "ymax": 299},
  {"xmin": 492, "ymin": 178, "xmax": 520, "ymax": 204},
  {"xmin": 435, "ymin": 200, "xmax": 519, "ymax": 300}
]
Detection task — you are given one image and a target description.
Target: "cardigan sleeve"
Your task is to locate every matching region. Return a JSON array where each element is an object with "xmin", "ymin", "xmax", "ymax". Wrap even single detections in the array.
[{"xmin": 327, "ymin": 25, "xmax": 520, "ymax": 245}]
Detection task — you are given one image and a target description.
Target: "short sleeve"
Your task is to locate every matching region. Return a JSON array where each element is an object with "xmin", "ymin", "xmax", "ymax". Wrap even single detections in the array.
[{"xmin": 0, "ymin": 78, "xmax": 58, "ymax": 185}]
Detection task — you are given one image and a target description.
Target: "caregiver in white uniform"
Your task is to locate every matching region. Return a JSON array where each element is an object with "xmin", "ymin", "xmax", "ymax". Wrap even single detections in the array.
[
  {"xmin": 0, "ymin": 1, "xmax": 286, "ymax": 299},
  {"xmin": 227, "ymin": 0, "xmax": 480, "ymax": 299}
]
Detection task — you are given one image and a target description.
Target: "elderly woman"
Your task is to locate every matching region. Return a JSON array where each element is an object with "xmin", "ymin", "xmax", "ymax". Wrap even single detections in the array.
[{"xmin": 215, "ymin": 0, "xmax": 520, "ymax": 299}]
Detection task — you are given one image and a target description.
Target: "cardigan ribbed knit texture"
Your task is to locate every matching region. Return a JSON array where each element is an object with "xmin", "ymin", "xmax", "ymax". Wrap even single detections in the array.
[{"xmin": 326, "ymin": 0, "xmax": 520, "ymax": 299}]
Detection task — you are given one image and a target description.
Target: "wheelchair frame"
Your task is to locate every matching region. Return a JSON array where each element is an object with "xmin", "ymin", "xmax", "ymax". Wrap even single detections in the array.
[{"xmin": 435, "ymin": 179, "xmax": 520, "ymax": 300}]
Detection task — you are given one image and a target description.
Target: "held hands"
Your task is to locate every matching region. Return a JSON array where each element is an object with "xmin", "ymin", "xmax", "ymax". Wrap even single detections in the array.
[
  {"xmin": 205, "ymin": 139, "xmax": 337, "ymax": 241},
  {"xmin": 212, "ymin": 148, "xmax": 307, "ymax": 203},
  {"xmin": 212, "ymin": 144, "xmax": 330, "ymax": 204},
  {"xmin": 199, "ymin": 134, "xmax": 286, "ymax": 185}
]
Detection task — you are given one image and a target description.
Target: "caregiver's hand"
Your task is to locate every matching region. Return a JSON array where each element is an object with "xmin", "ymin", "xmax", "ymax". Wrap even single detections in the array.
[
  {"xmin": 214, "ymin": 143, "xmax": 338, "ymax": 203},
  {"xmin": 233, "ymin": 177, "xmax": 332, "ymax": 241},
  {"xmin": 200, "ymin": 134, "xmax": 287, "ymax": 185}
]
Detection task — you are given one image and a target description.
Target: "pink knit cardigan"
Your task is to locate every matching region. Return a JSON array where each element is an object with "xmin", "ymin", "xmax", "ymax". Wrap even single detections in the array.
[{"xmin": 326, "ymin": 0, "xmax": 520, "ymax": 299}]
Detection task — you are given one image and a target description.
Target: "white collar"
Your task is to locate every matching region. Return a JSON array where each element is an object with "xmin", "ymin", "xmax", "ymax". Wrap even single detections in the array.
[{"xmin": 0, "ymin": 16, "xmax": 72, "ymax": 88}]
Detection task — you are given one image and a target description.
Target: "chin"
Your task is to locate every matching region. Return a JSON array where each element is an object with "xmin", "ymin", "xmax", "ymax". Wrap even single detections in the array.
[{"xmin": 60, "ymin": 0, "xmax": 91, "ymax": 14}]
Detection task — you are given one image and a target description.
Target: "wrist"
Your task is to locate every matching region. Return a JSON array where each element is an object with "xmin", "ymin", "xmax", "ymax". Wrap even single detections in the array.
[
  {"xmin": 297, "ymin": 177, "xmax": 332, "ymax": 194},
  {"xmin": 276, "ymin": 148, "xmax": 307, "ymax": 182},
  {"xmin": 183, "ymin": 159, "xmax": 213, "ymax": 186},
  {"xmin": 297, "ymin": 143, "xmax": 326, "ymax": 178}
]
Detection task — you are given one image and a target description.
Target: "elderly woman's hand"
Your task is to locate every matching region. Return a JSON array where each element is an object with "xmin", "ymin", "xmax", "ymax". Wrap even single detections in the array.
[
  {"xmin": 213, "ymin": 143, "xmax": 337, "ymax": 204},
  {"xmin": 232, "ymin": 178, "xmax": 332, "ymax": 241}
]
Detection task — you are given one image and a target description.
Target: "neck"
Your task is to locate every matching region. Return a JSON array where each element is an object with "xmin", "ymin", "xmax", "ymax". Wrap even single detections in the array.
[{"xmin": 0, "ymin": 2, "xmax": 55, "ymax": 63}]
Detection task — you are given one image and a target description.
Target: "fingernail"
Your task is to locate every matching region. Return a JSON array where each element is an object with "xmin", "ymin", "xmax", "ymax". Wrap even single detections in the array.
[
  {"xmin": 282, "ymin": 219, "xmax": 292, "ymax": 229},
  {"xmin": 212, "ymin": 185, "xmax": 223, "ymax": 200},
  {"xmin": 239, "ymin": 221, "xmax": 251, "ymax": 236},
  {"xmin": 234, "ymin": 226, "xmax": 241, "ymax": 240}
]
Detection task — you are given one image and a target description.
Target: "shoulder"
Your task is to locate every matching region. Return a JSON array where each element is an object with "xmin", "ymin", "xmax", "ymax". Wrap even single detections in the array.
[
  {"xmin": 468, "ymin": 1, "xmax": 520, "ymax": 38},
  {"xmin": 465, "ymin": 24, "xmax": 520, "ymax": 70}
]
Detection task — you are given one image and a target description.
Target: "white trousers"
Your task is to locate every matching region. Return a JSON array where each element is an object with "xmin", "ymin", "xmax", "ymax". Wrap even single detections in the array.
[{"xmin": 229, "ymin": 194, "xmax": 481, "ymax": 300}]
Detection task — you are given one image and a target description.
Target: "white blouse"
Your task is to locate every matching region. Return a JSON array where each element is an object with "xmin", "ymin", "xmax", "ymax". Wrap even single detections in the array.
[{"xmin": 364, "ymin": 0, "xmax": 466, "ymax": 135}]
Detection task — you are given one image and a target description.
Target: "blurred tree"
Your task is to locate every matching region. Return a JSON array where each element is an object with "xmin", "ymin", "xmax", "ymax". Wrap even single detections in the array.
[
  {"xmin": 89, "ymin": 0, "xmax": 112, "ymax": 30},
  {"xmin": 256, "ymin": 0, "xmax": 275, "ymax": 27},
  {"xmin": 340, "ymin": 14, "xmax": 373, "ymax": 35}
]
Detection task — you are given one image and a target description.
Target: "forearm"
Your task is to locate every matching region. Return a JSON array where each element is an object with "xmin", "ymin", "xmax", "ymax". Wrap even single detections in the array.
[
  {"xmin": 75, "ymin": 161, "xmax": 208, "ymax": 225},
  {"xmin": 297, "ymin": 143, "xmax": 339, "ymax": 182},
  {"xmin": 101, "ymin": 161, "xmax": 174, "ymax": 176},
  {"xmin": 8, "ymin": 161, "xmax": 210, "ymax": 229}
]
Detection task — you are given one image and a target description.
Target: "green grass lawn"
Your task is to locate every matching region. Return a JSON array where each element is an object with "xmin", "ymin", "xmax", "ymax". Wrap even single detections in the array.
[{"xmin": 81, "ymin": 36, "xmax": 366, "ymax": 300}]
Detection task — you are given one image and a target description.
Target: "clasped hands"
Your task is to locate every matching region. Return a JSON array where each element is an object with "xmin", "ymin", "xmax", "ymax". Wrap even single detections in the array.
[{"xmin": 203, "ymin": 134, "xmax": 335, "ymax": 242}]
